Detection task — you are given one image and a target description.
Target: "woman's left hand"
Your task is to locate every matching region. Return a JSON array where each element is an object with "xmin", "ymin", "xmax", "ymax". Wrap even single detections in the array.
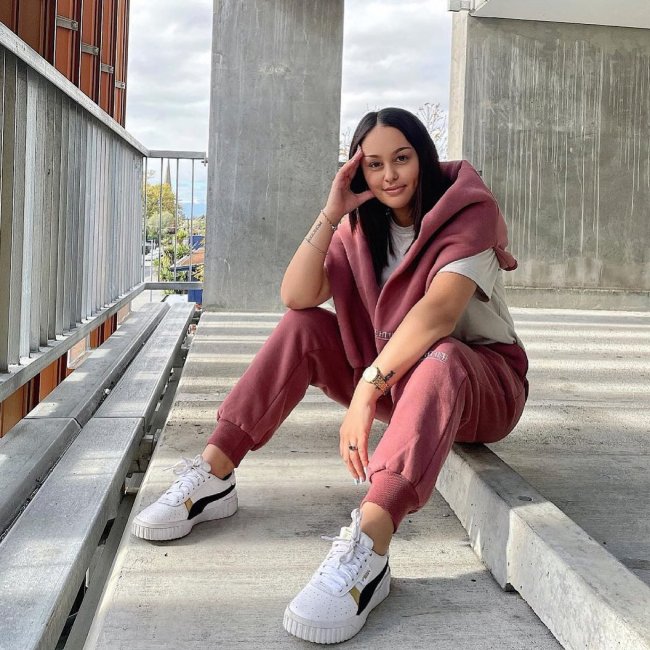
[{"xmin": 339, "ymin": 384, "xmax": 379, "ymax": 481}]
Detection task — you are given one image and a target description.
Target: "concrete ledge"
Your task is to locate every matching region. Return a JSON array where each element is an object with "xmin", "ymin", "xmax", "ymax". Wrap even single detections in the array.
[
  {"xmin": 26, "ymin": 303, "xmax": 168, "ymax": 424},
  {"xmin": 505, "ymin": 287, "xmax": 650, "ymax": 311},
  {"xmin": 437, "ymin": 443, "xmax": 650, "ymax": 650},
  {"xmin": 0, "ymin": 417, "xmax": 81, "ymax": 535},
  {"xmin": 95, "ymin": 303, "xmax": 195, "ymax": 424},
  {"xmin": 0, "ymin": 417, "xmax": 143, "ymax": 650}
]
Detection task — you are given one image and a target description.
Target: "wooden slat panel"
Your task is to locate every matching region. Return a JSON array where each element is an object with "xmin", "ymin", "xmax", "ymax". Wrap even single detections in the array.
[
  {"xmin": 16, "ymin": 0, "xmax": 48, "ymax": 58},
  {"xmin": 112, "ymin": 0, "xmax": 129, "ymax": 124},
  {"xmin": 98, "ymin": 0, "xmax": 116, "ymax": 115},
  {"xmin": 79, "ymin": 0, "xmax": 101, "ymax": 103},
  {"xmin": 54, "ymin": 0, "xmax": 80, "ymax": 83},
  {"xmin": 0, "ymin": 384, "xmax": 27, "ymax": 436},
  {"xmin": 39, "ymin": 359, "xmax": 59, "ymax": 401},
  {"xmin": 0, "ymin": 0, "xmax": 18, "ymax": 31}
]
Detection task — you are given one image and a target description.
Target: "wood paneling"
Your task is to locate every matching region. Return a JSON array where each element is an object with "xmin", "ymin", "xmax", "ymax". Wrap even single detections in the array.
[
  {"xmin": 54, "ymin": 0, "xmax": 82, "ymax": 84},
  {"xmin": 5, "ymin": 0, "xmax": 129, "ymax": 124},
  {"xmin": 98, "ymin": 0, "xmax": 116, "ymax": 115},
  {"xmin": 16, "ymin": 0, "xmax": 50, "ymax": 56},
  {"xmin": 79, "ymin": 0, "xmax": 101, "ymax": 104},
  {"xmin": 0, "ymin": 1, "xmax": 18, "ymax": 31},
  {"xmin": 113, "ymin": 0, "xmax": 129, "ymax": 124}
]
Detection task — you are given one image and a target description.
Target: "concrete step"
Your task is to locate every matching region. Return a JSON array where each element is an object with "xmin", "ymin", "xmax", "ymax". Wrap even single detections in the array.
[
  {"xmin": 84, "ymin": 309, "xmax": 650, "ymax": 649},
  {"xmin": 84, "ymin": 311, "xmax": 560, "ymax": 649}
]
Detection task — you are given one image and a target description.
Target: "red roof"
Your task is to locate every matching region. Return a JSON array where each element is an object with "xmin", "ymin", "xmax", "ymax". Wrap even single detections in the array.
[{"xmin": 176, "ymin": 247, "xmax": 205, "ymax": 267}]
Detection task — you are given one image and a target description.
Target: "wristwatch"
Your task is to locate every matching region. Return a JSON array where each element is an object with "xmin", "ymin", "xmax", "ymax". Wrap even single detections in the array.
[{"xmin": 362, "ymin": 366, "xmax": 394, "ymax": 395}]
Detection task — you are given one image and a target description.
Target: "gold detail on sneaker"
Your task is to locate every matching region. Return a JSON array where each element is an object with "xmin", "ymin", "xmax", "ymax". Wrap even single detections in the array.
[
  {"xmin": 349, "ymin": 586, "xmax": 360, "ymax": 605},
  {"xmin": 184, "ymin": 498, "xmax": 193, "ymax": 511}
]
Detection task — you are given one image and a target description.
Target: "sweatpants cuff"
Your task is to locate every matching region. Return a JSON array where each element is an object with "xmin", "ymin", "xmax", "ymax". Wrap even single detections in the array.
[
  {"xmin": 206, "ymin": 418, "xmax": 255, "ymax": 467},
  {"xmin": 362, "ymin": 470, "xmax": 420, "ymax": 532}
]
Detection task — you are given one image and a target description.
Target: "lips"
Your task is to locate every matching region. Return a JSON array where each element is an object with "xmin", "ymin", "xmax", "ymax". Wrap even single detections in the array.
[{"xmin": 384, "ymin": 185, "xmax": 406, "ymax": 196}]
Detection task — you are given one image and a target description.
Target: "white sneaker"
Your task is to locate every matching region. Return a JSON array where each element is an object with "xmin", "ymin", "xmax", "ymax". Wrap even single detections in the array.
[
  {"xmin": 131, "ymin": 455, "xmax": 237, "ymax": 541},
  {"xmin": 283, "ymin": 509, "xmax": 390, "ymax": 644}
]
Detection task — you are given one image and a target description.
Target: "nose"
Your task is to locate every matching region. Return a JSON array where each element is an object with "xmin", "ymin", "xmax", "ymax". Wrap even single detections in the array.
[{"xmin": 384, "ymin": 165, "xmax": 398, "ymax": 184}]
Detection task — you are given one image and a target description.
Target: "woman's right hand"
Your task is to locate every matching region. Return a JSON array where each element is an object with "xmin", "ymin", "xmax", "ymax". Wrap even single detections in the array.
[{"xmin": 323, "ymin": 147, "xmax": 375, "ymax": 223}]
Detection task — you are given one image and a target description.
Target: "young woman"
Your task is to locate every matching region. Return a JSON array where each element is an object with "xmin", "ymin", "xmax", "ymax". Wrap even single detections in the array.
[{"xmin": 132, "ymin": 108, "xmax": 528, "ymax": 644}]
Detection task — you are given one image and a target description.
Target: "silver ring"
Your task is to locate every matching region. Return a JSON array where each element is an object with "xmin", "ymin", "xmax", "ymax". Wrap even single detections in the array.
[{"xmin": 348, "ymin": 444, "xmax": 358, "ymax": 452}]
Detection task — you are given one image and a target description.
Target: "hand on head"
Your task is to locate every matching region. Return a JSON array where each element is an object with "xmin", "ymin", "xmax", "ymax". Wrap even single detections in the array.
[{"xmin": 323, "ymin": 147, "xmax": 375, "ymax": 224}]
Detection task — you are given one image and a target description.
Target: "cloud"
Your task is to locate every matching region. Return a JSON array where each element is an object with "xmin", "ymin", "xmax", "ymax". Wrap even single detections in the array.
[
  {"xmin": 126, "ymin": 0, "xmax": 213, "ymax": 150},
  {"xmin": 341, "ymin": 0, "xmax": 452, "ymax": 135},
  {"xmin": 126, "ymin": 0, "xmax": 452, "ymax": 150}
]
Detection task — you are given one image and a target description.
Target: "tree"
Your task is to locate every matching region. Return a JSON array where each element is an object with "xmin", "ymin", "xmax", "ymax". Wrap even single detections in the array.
[
  {"xmin": 416, "ymin": 102, "xmax": 448, "ymax": 159},
  {"xmin": 145, "ymin": 180, "xmax": 185, "ymax": 239},
  {"xmin": 339, "ymin": 126, "xmax": 352, "ymax": 163}
]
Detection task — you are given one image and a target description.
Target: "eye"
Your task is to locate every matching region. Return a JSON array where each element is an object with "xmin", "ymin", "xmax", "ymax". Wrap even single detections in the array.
[
  {"xmin": 367, "ymin": 161, "xmax": 382, "ymax": 169},
  {"xmin": 396, "ymin": 154, "xmax": 409, "ymax": 163}
]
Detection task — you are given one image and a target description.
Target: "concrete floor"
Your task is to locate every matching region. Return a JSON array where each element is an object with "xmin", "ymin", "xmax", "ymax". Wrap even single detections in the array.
[
  {"xmin": 85, "ymin": 311, "xmax": 561, "ymax": 649},
  {"xmin": 85, "ymin": 307, "xmax": 650, "ymax": 648},
  {"xmin": 490, "ymin": 308, "xmax": 650, "ymax": 586}
]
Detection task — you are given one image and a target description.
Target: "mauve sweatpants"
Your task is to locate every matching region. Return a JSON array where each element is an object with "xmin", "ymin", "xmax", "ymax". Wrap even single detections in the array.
[{"xmin": 207, "ymin": 307, "xmax": 528, "ymax": 530}]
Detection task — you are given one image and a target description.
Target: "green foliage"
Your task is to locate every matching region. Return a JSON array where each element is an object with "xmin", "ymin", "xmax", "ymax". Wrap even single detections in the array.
[
  {"xmin": 146, "ymin": 181, "xmax": 196, "ymax": 293},
  {"xmin": 145, "ymin": 183, "xmax": 185, "ymax": 241}
]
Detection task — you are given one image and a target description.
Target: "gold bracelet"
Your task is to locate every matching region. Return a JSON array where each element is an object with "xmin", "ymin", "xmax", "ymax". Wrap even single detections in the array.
[
  {"xmin": 304, "ymin": 238, "xmax": 327, "ymax": 255},
  {"xmin": 320, "ymin": 208, "xmax": 338, "ymax": 231}
]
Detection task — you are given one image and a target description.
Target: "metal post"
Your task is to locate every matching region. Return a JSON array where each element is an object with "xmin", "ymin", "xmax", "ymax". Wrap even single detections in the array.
[
  {"xmin": 189, "ymin": 158, "xmax": 194, "ymax": 280},
  {"xmin": 174, "ymin": 157, "xmax": 179, "ymax": 282},
  {"xmin": 158, "ymin": 157, "xmax": 163, "ymax": 281}
]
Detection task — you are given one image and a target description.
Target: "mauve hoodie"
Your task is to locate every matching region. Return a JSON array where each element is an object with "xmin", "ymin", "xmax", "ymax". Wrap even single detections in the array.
[{"xmin": 326, "ymin": 160, "xmax": 526, "ymax": 379}]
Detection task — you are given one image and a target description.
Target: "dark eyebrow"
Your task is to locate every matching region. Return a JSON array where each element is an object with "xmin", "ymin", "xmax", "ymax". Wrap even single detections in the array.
[{"xmin": 364, "ymin": 146, "xmax": 412, "ymax": 158}]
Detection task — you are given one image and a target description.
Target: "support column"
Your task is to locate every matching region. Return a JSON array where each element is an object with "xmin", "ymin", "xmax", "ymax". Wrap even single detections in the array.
[
  {"xmin": 203, "ymin": 0, "xmax": 343, "ymax": 311},
  {"xmin": 449, "ymin": 10, "xmax": 650, "ymax": 308}
]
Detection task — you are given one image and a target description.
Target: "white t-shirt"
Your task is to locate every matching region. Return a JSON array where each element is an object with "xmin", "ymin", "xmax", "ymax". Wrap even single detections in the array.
[{"xmin": 381, "ymin": 219, "xmax": 522, "ymax": 347}]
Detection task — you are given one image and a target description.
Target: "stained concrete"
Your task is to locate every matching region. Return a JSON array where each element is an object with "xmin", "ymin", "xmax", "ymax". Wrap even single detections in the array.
[
  {"xmin": 203, "ymin": 0, "xmax": 344, "ymax": 311},
  {"xmin": 85, "ymin": 312, "xmax": 559, "ymax": 649},
  {"xmin": 449, "ymin": 13, "xmax": 650, "ymax": 301}
]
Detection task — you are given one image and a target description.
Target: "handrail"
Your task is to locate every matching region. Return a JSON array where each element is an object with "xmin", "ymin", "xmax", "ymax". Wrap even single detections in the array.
[
  {"xmin": 0, "ymin": 28, "xmax": 208, "ymax": 407},
  {"xmin": 0, "ymin": 34, "xmax": 146, "ymax": 373},
  {"xmin": 0, "ymin": 23, "xmax": 148, "ymax": 156},
  {"xmin": 0, "ymin": 282, "xmax": 202, "ymax": 404}
]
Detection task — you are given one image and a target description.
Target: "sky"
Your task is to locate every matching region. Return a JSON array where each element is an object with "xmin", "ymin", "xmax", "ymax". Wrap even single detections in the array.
[{"xmin": 126, "ymin": 0, "xmax": 453, "ymax": 212}]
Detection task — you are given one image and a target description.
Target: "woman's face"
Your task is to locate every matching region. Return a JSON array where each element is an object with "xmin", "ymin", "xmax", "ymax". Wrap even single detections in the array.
[{"xmin": 360, "ymin": 125, "xmax": 420, "ymax": 225}]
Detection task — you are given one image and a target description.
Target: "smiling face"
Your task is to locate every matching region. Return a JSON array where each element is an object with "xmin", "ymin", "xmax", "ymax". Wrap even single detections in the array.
[{"xmin": 360, "ymin": 125, "xmax": 420, "ymax": 226}]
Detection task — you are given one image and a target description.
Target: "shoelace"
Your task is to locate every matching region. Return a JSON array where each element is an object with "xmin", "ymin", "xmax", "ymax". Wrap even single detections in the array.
[
  {"xmin": 161, "ymin": 455, "xmax": 210, "ymax": 503},
  {"xmin": 317, "ymin": 509, "xmax": 371, "ymax": 593}
]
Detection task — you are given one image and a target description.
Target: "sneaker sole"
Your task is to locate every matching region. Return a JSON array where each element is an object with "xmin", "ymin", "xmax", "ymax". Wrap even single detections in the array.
[
  {"xmin": 283, "ymin": 568, "xmax": 391, "ymax": 644},
  {"xmin": 131, "ymin": 491, "xmax": 238, "ymax": 541}
]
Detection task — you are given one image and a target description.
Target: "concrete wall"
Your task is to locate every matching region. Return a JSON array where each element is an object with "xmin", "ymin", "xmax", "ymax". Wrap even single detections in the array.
[
  {"xmin": 203, "ymin": 0, "xmax": 343, "ymax": 311},
  {"xmin": 449, "ymin": 14, "xmax": 650, "ymax": 300}
]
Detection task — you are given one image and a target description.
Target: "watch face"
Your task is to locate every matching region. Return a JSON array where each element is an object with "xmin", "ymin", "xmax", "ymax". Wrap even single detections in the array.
[{"xmin": 363, "ymin": 366, "xmax": 379, "ymax": 382}]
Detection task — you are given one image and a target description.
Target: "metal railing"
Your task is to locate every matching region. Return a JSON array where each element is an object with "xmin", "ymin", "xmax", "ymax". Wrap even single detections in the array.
[
  {"xmin": 145, "ymin": 150, "xmax": 207, "ymax": 284},
  {"xmin": 0, "ymin": 25, "xmax": 204, "ymax": 402}
]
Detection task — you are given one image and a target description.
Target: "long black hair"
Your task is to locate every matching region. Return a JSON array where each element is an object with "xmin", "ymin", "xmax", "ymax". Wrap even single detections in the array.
[{"xmin": 348, "ymin": 107, "xmax": 450, "ymax": 283}]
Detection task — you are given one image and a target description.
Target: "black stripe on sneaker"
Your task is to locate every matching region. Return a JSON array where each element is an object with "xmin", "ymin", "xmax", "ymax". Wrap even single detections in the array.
[
  {"xmin": 187, "ymin": 484, "xmax": 235, "ymax": 519},
  {"xmin": 357, "ymin": 561, "xmax": 389, "ymax": 615}
]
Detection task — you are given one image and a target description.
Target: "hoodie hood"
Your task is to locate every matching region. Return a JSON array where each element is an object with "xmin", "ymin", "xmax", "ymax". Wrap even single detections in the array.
[{"xmin": 326, "ymin": 160, "xmax": 517, "ymax": 367}]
